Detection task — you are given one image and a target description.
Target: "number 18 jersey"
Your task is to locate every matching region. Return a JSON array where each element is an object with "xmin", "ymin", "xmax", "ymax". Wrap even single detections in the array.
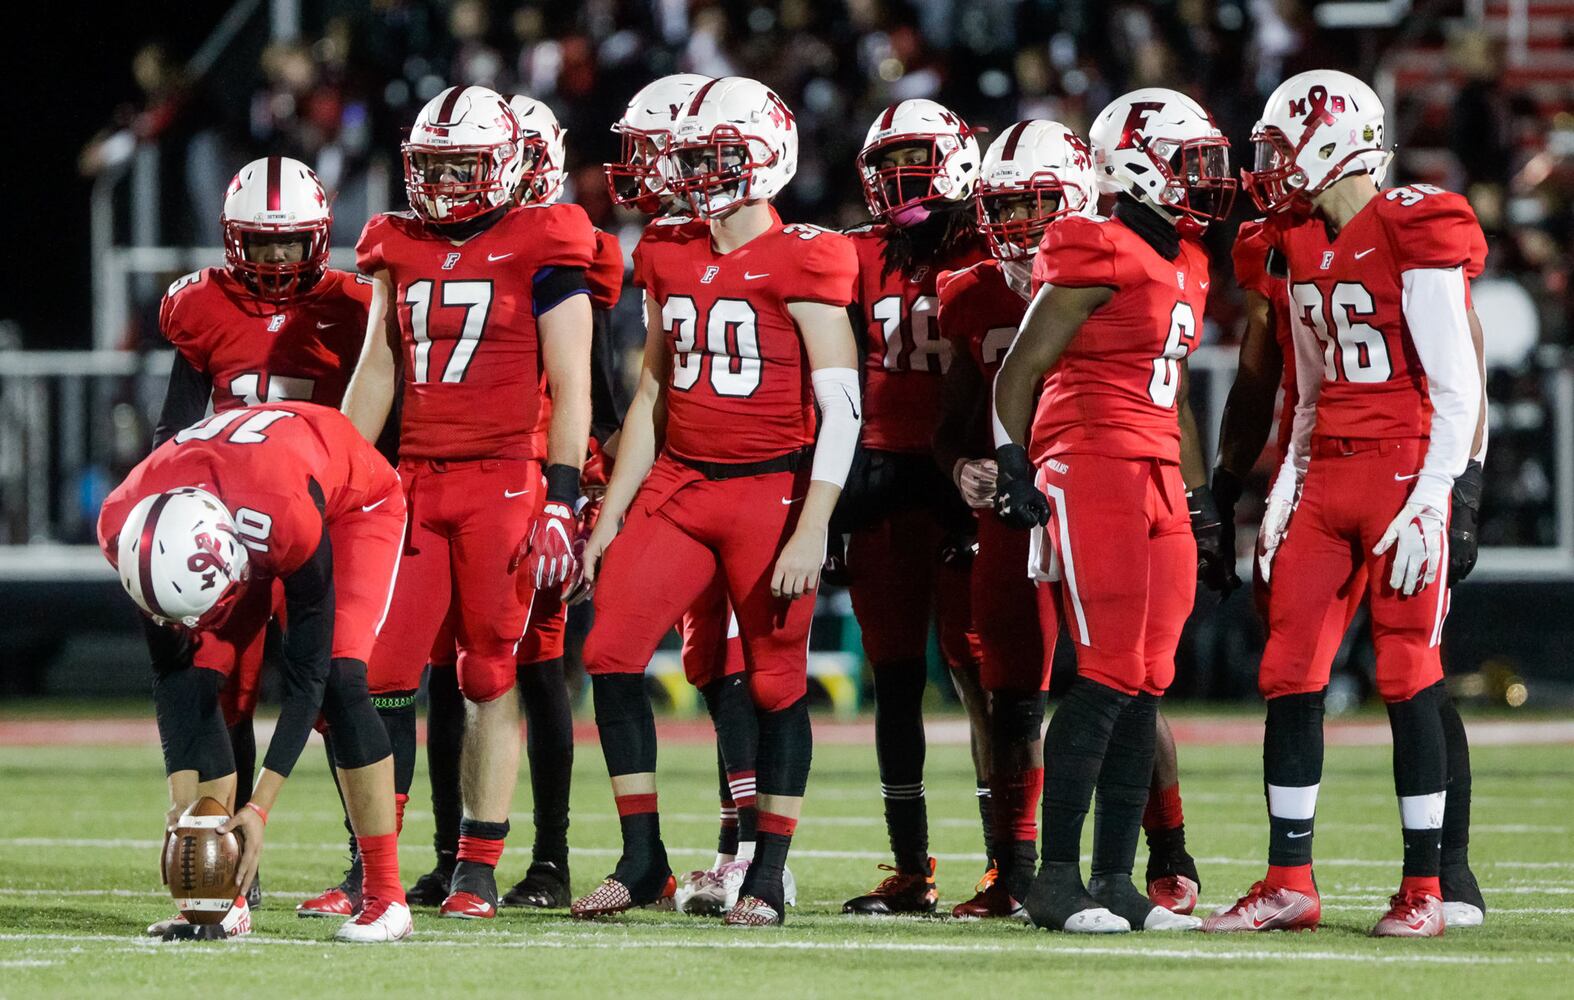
[
  {"xmin": 1028, "ymin": 215, "xmax": 1209, "ymax": 465},
  {"xmin": 355, "ymin": 204, "xmax": 597, "ymax": 461},
  {"xmin": 633, "ymin": 217, "xmax": 858, "ymax": 465}
]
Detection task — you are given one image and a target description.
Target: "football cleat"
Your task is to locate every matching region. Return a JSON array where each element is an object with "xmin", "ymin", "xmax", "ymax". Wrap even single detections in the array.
[
  {"xmin": 1202, "ymin": 881, "xmax": 1321, "ymax": 933},
  {"xmin": 439, "ymin": 890, "xmax": 497, "ymax": 920},
  {"xmin": 843, "ymin": 859, "xmax": 938, "ymax": 916},
  {"xmin": 1372, "ymin": 889, "xmax": 1445, "ymax": 938},
  {"xmin": 297, "ymin": 886, "xmax": 358, "ymax": 918},
  {"xmin": 1441, "ymin": 863, "xmax": 1486, "ymax": 927},
  {"xmin": 724, "ymin": 895, "xmax": 783, "ymax": 927},
  {"xmin": 159, "ymin": 896, "xmax": 253, "ymax": 941},
  {"xmin": 675, "ymin": 867, "xmax": 732, "ymax": 917},
  {"xmin": 146, "ymin": 913, "xmax": 187, "ymax": 938},
  {"xmin": 951, "ymin": 868, "xmax": 1026, "ymax": 921},
  {"xmin": 406, "ymin": 858, "xmax": 456, "ymax": 907},
  {"xmin": 571, "ymin": 875, "xmax": 677, "ymax": 918},
  {"xmin": 1141, "ymin": 905, "xmax": 1202, "ymax": 931},
  {"xmin": 334, "ymin": 897, "xmax": 413, "ymax": 943},
  {"xmin": 1060, "ymin": 908, "xmax": 1131, "ymax": 934},
  {"xmin": 1442, "ymin": 901, "xmax": 1484, "ymax": 928},
  {"xmin": 501, "ymin": 860, "xmax": 571, "ymax": 909},
  {"xmin": 1147, "ymin": 874, "xmax": 1200, "ymax": 915}
]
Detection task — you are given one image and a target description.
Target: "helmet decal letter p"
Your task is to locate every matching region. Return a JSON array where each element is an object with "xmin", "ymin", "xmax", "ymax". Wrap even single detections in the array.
[{"xmin": 1117, "ymin": 102, "xmax": 1165, "ymax": 149}]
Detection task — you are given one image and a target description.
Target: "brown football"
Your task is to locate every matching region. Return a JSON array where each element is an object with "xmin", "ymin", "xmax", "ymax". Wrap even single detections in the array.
[{"xmin": 162, "ymin": 797, "xmax": 241, "ymax": 925}]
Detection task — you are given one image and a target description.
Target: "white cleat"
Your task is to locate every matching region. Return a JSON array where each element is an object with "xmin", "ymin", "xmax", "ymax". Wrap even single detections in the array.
[
  {"xmin": 782, "ymin": 864, "xmax": 798, "ymax": 907},
  {"xmin": 1442, "ymin": 901, "xmax": 1484, "ymax": 928},
  {"xmin": 677, "ymin": 859, "xmax": 798, "ymax": 916},
  {"xmin": 1142, "ymin": 905, "xmax": 1202, "ymax": 931},
  {"xmin": 334, "ymin": 898, "xmax": 413, "ymax": 943},
  {"xmin": 1062, "ymin": 907, "xmax": 1131, "ymax": 934}
]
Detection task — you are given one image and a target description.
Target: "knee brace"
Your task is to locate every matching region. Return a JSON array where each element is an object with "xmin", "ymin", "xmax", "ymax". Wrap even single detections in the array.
[
  {"xmin": 321, "ymin": 658, "xmax": 393, "ymax": 770},
  {"xmin": 154, "ymin": 666, "xmax": 235, "ymax": 781},
  {"xmin": 756, "ymin": 696, "xmax": 813, "ymax": 798}
]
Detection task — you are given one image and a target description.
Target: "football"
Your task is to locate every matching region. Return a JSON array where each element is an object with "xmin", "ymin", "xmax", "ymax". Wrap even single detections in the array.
[{"xmin": 162, "ymin": 797, "xmax": 240, "ymax": 925}]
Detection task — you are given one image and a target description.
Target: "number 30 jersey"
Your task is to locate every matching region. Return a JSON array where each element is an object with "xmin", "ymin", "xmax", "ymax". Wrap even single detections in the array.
[
  {"xmin": 356, "ymin": 204, "xmax": 597, "ymax": 461},
  {"xmin": 633, "ymin": 217, "xmax": 858, "ymax": 465},
  {"xmin": 1260, "ymin": 185, "xmax": 1487, "ymax": 441},
  {"xmin": 1028, "ymin": 215, "xmax": 1210, "ymax": 466}
]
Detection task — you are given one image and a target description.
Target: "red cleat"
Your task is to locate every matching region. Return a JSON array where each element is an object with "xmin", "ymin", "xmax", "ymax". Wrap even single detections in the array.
[
  {"xmin": 571, "ymin": 875, "xmax": 676, "ymax": 918},
  {"xmin": 1371, "ymin": 888, "xmax": 1445, "ymax": 938},
  {"xmin": 297, "ymin": 886, "xmax": 358, "ymax": 918},
  {"xmin": 439, "ymin": 890, "xmax": 497, "ymax": 920},
  {"xmin": 1201, "ymin": 881, "xmax": 1320, "ymax": 933},
  {"xmin": 1147, "ymin": 874, "xmax": 1200, "ymax": 915},
  {"xmin": 951, "ymin": 868, "xmax": 1025, "ymax": 920}
]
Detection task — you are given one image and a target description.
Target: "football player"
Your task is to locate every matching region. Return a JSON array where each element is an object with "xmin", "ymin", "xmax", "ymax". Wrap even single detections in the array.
[
  {"xmin": 569, "ymin": 76, "xmax": 861, "ymax": 927},
  {"xmin": 152, "ymin": 156, "xmax": 372, "ymax": 913},
  {"xmin": 992, "ymin": 88, "xmax": 1236, "ymax": 933},
  {"xmin": 339, "ymin": 84, "xmax": 596, "ymax": 920},
  {"xmin": 1203, "ymin": 70, "xmax": 1487, "ymax": 937},
  {"xmin": 98, "ymin": 402, "xmax": 413, "ymax": 942},
  {"xmin": 840, "ymin": 99, "xmax": 993, "ymax": 915}
]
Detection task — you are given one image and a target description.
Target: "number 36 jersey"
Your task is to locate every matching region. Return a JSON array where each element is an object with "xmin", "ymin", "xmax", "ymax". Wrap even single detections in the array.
[
  {"xmin": 1028, "ymin": 215, "xmax": 1209, "ymax": 466},
  {"xmin": 633, "ymin": 217, "xmax": 858, "ymax": 465},
  {"xmin": 356, "ymin": 204, "xmax": 597, "ymax": 461},
  {"xmin": 1260, "ymin": 185, "xmax": 1487, "ymax": 441}
]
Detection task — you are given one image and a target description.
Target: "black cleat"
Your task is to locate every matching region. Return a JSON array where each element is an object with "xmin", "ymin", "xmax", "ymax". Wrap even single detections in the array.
[
  {"xmin": 1024, "ymin": 862, "xmax": 1129, "ymax": 933},
  {"xmin": 842, "ymin": 859, "xmax": 938, "ymax": 915},
  {"xmin": 502, "ymin": 860, "xmax": 571, "ymax": 908},
  {"xmin": 407, "ymin": 853, "xmax": 457, "ymax": 907}
]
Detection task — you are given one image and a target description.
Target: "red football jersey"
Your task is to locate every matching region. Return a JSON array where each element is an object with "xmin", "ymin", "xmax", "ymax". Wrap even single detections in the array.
[
  {"xmin": 99, "ymin": 402, "xmax": 397, "ymax": 579},
  {"xmin": 1262, "ymin": 185, "xmax": 1487, "ymax": 441},
  {"xmin": 937, "ymin": 259, "xmax": 1029, "ymax": 455},
  {"xmin": 355, "ymin": 204, "xmax": 597, "ymax": 461},
  {"xmin": 529, "ymin": 226, "xmax": 625, "ymax": 452},
  {"xmin": 848, "ymin": 224, "xmax": 989, "ymax": 453},
  {"xmin": 633, "ymin": 217, "xmax": 858, "ymax": 464},
  {"xmin": 160, "ymin": 267, "xmax": 370, "ymax": 410},
  {"xmin": 1232, "ymin": 220, "xmax": 1299, "ymax": 454},
  {"xmin": 1028, "ymin": 215, "xmax": 1210, "ymax": 465}
]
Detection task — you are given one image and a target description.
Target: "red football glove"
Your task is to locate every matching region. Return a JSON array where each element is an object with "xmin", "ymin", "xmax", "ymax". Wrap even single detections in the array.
[{"xmin": 512, "ymin": 500, "xmax": 579, "ymax": 593}]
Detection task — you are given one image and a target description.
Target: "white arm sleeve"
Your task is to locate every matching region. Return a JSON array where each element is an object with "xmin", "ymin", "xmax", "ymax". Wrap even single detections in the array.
[
  {"xmin": 810, "ymin": 367, "xmax": 862, "ymax": 487},
  {"xmin": 1267, "ymin": 280, "xmax": 1326, "ymax": 506},
  {"xmin": 1403, "ymin": 266, "xmax": 1482, "ymax": 512}
]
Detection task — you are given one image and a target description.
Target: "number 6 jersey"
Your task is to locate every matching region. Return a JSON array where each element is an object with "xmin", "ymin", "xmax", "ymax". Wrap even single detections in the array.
[
  {"xmin": 355, "ymin": 203, "xmax": 597, "ymax": 461},
  {"xmin": 632, "ymin": 217, "xmax": 859, "ymax": 464},
  {"xmin": 1028, "ymin": 214, "xmax": 1210, "ymax": 465}
]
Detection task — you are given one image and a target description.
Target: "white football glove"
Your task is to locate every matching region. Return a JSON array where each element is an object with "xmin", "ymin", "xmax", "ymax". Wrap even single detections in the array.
[
  {"xmin": 1373, "ymin": 501, "xmax": 1448, "ymax": 595},
  {"xmin": 1256, "ymin": 495, "xmax": 1295, "ymax": 584}
]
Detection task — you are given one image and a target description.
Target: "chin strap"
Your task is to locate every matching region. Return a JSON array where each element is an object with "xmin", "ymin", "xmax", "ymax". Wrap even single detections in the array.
[{"xmin": 1113, "ymin": 194, "xmax": 1181, "ymax": 260}]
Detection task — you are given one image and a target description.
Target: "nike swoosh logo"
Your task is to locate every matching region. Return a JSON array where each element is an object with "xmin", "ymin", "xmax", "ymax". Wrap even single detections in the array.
[
  {"xmin": 1355, "ymin": 248, "xmax": 1376, "ymax": 259},
  {"xmin": 488, "ymin": 252, "xmax": 514, "ymax": 262},
  {"xmin": 1199, "ymin": 281, "xmax": 1210, "ymax": 290},
  {"xmin": 781, "ymin": 496, "xmax": 803, "ymax": 505},
  {"xmin": 504, "ymin": 488, "xmax": 529, "ymax": 498},
  {"xmin": 744, "ymin": 272, "xmax": 770, "ymax": 281},
  {"xmin": 1286, "ymin": 830, "xmax": 1312, "ymax": 838},
  {"xmin": 1395, "ymin": 473, "xmax": 1420, "ymax": 482},
  {"xmin": 316, "ymin": 321, "xmax": 336, "ymax": 329},
  {"xmin": 361, "ymin": 498, "xmax": 388, "ymax": 512}
]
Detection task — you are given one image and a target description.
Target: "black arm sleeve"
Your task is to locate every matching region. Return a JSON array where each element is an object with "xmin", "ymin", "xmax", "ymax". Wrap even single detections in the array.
[
  {"xmin": 154, "ymin": 351, "xmax": 213, "ymax": 448},
  {"xmin": 261, "ymin": 530, "xmax": 335, "ymax": 777},
  {"xmin": 532, "ymin": 266, "xmax": 590, "ymax": 316},
  {"xmin": 588, "ymin": 307, "xmax": 628, "ymax": 443}
]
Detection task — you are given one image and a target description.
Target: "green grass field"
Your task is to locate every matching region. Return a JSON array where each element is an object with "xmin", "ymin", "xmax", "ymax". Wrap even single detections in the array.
[{"xmin": 1, "ymin": 713, "xmax": 1571, "ymax": 998}]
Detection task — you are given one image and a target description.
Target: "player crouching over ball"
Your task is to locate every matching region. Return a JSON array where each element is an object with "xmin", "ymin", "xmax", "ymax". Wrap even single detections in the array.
[{"xmin": 97, "ymin": 402, "xmax": 414, "ymax": 943}]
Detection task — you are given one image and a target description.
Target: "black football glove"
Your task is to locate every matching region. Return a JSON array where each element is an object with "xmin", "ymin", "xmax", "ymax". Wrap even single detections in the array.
[
  {"xmin": 1449, "ymin": 459, "xmax": 1484, "ymax": 584},
  {"xmin": 1188, "ymin": 484, "xmax": 1241, "ymax": 596},
  {"xmin": 993, "ymin": 443, "xmax": 1049, "ymax": 530},
  {"xmin": 822, "ymin": 530, "xmax": 852, "ymax": 587},
  {"xmin": 1211, "ymin": 466, "xmax": 1244, "ymax": 566}
]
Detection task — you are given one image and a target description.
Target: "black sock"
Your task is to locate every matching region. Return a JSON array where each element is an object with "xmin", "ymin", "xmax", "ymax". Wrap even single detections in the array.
[
  {"xmin": 425, "ymin": 663, "xmax": 465, "ymax": 862},
  {"xmin": 374, "ymin": 689, "xmax": 418, "ymax": 798},
  {"xmin": 990, "ymin": 689, "xmax": 1045, "ymax": 899},
  {"xmin": 320, "ymin": 728, "xmax": 358, "ymax": 864},
  {"xmin": 713, "ymin": 747, "xmax": 740, "ymax": 857},
  {"xmin": 228, "ymin": 721, "xmax": 256, "ymax": 809},
  {"xmin": 1091, "ymin": 693, "xmax": 1159, "ymax": 882},
  {"xmin": 1265, "ymin": 690, "xmax": 1326, "ymax": 868},
  {"xmin": 872, "ymin": 659, "xmax": 929, "ymax": 873},
  {"xmin": 592, "ymin": 673, "xmax": 665, "ymax": 886},
  {"xmin": 1439, "ymin": 694, "xmax": 1473, "ymax": 870},
  {"xmin": 1389, "ymin": 683, "xmax": 1447, "ymax": 880},
  {"xmin": 700, "ymin": 674, "xmax": 759, "ymax": 845},
  {"xmin": 1144, "ymin": 825, "xmax": 1200, "ymax": 886},
  {"xmin": 977, "ymin": 782, "xmax": 996, "ymax": 864},
  {"xmin": 1041, "ymin": 678, "xmax": 1128, "ymax": 865},
  {"xmin": 519, "ymin": 657, "xmax": 573, "ymax": 869},
  {"xmin": 739, "ymin": 696, "xmax": 812, "ymax": 912}
]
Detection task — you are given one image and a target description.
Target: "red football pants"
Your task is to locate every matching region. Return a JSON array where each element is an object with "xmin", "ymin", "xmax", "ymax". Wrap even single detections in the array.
[
  {"xmin": 973, "ymin": 510, "xmax": 1057, "ymax": 693},
  {"xmin": 1035, "ymin": 455, "xmax": 1194, "ymax": 697},
  {"xmin": 1252, "ymin": 544, "xmax": 1365, "ymax": 692},
  {"xmin": 370, "ymin": 458, "xmax": 540, "ymax": 703},
  {"xmin": 583, "ymin": 454, "xmax": 812, "ymax": 711},
  {"xmin": 847, "ymin": 504, "xmax": 977, "ymax": 670},
  {"xmin": 1260, "ymin": 437, "xmax": 1448, "ymax": 703}
]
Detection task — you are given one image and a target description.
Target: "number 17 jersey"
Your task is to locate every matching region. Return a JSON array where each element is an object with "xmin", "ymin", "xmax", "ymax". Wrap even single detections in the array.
[
  {"xmin": 633, "ymin": 217, "xmax": 858, "ymax": 465},
  {"xmin": 355, "ymin": 204, "xmax": 597, "ymax": 461}
]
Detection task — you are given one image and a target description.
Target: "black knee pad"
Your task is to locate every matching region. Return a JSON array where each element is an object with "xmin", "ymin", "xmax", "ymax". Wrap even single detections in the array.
[
  {"xmin": 154, "ymin": 666, "xmax": 234, "ymax": 781},
  {"xmin": 321, "ymin": 658, "xmax": 393, "ymax": 770},
  {"xmin": 1264, "ymin": 689, "xmax": 1326, "ymax": 789},
  {"xmin": 1387, "ymin": 681, "xmax": 1447, "ymax": 797},
  {"xmin": 757, "ymin": 696, "xmax": 813, "ymax": 797}
]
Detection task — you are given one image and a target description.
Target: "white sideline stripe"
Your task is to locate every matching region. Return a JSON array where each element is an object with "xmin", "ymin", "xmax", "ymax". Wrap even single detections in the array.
[
  {"xmin": 0, "ymin": 931, "xmax": 1564, "ymax": 965},
  {"xmin": 0, "ymin": 959, "xmax": 59, "ymax": 968}
]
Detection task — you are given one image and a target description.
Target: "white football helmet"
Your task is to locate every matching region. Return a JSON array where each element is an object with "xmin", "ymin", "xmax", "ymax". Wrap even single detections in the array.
[
  {"xmin": 975, "ymin": 121, "xmax": 1098, "ymax": 261},
  {"xmin": 115, "ymin": 488, "xmax": 251, "ymax": 630},
  {"xmin": 506, "ymin": 94, "xmax": 567, "ymax": 206},
  {"xmin": 221, "ymin": 156, "xmax": 331, "ymax": 302},
  {"xmin": 1244, "ymin": 69, "xmax": 1391, "ymax": 214},
  {"xmin": 402, "ymin": 85, "xmax": 524, "ymax": 223},
  {"xmin": 664, "ymin": 77, "xmax": 798, "ymax": 219},
  {"xmin": 857, "ymin": 99, "xmax": 981, "ymax": 226},
  {"xmin": 1088, "ymin": 88, "xmax": 1236, "ymax": 234},
  {"xmin": 605, "ymin": 73, "xmax": 712, "ymax": 213}
]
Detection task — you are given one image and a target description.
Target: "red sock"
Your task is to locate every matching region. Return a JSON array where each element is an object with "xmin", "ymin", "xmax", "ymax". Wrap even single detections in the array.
[
  {"xmin": 1266, "ymin": 863, "xmax": 1317, "ymax": 894},
  {"xmin": 614, "ymin": 792, "xmax": 658, "ymax": 817},
  {"xmin": 1143, "ymin": 782, "xmax": 1184, "ymax": 833},
  {"xmin": 457, "ymin": 828, "xmax": 507, "ymax": 867},
  {"xmin": 358, "ymin": 833, "xmax": 405, "ymax": 904},
  {"xmin": 394, "ymin": 793, "xmax": 408, "ymax": 835},
  {"xmin": 757, "ymin": 811, "xmax": 798, "ymax": 838},
  {"xmin": 1400, "ymin": 875, "xmax": 1441, "ymax": 899},
  {"xmin": 1013, "ymin": 766, "xmax": 1044, "ymax": 842}
]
